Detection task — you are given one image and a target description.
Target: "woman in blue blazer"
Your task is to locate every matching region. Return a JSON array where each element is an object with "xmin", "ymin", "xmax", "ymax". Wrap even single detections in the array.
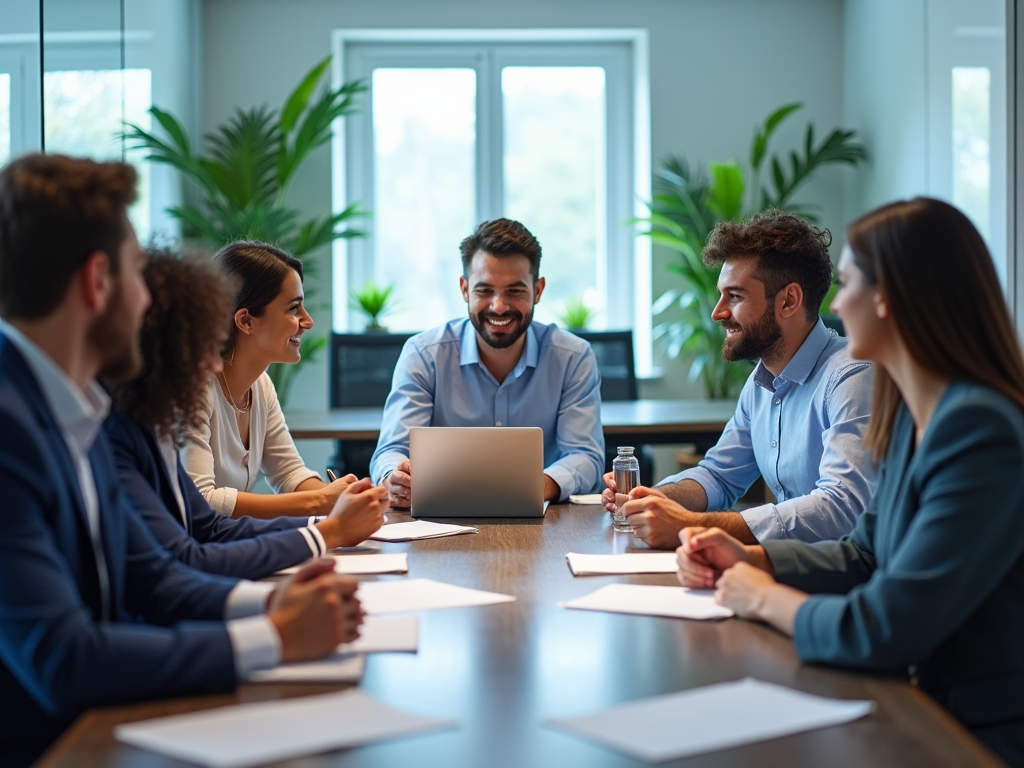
[
  {"xmin": 676, "ymin": 198, "xmax": 1024, "ymax": 766},
  {"xmin": 103, "ymin": 251, "xmax": 387, "ymax": 580}
]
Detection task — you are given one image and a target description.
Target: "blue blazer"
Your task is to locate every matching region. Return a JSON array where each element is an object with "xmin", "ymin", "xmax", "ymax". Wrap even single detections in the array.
[
  {"xmin": 0, "ymin": 337, "xmax": 240, "ymax": 767},
  {"xmin": 765, "ymin": 382, "xmax": 1024, "ymax": 766},
  {"xmin": 104, "ymin": 411, "xmax": 317, "ymax": 579}
]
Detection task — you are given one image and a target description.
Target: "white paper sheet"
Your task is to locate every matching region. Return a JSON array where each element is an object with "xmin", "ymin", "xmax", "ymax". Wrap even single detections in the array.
[
  {"xmin": 548, "ymin": 677, "xmax": 874, "ymax": 762},
  {"xmin": 115, "ymin": 689, "xmax": 456, "ymax": 768},
  {"xmin": 275, "ymin": 553, "xmax": 408, "ymax": 576},
  {"xmin": 569, "ymin": 494, "xmax": 604, "ymax": 505},
  {"xmin": 247, "ymin": 616, "xmax": 419, "ymax": 683},
  {"xmin": 248, "ymin": 653, "xmax": 365, "ymax": 684},
  {"xmin": 559, "ymin": 583, "xmax": 734, "ymax": 620},
  {"xmin": 358, "ymin": 578, "xmax": 515, "ymax": 614},
  {"xmin": 565, "ymin": 552, "xmax": 679, "ymax": 575},
  {"xmin": 369, "ymin": 521, "xmax": 478, "ymax": 541}
]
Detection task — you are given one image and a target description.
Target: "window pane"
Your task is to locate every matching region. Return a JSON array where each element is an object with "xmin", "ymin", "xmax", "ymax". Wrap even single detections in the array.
[
  {"xmin": 952, "ymin": 67, "xmax": 990, "ymax": 242},
  {"xmin": 43, "ymin": 69, "xmax": 152, "ymax": 238},
  {"xmin": 372, "ymin": 68, "xmax": 476, "ymax": 331},
  {"xmin": 0, "ymin": 73, "xmax": 9, "ymax": 165},
  {"xmin": 503, "ymin": 66, "xmax": 605, "ymax": 326}
]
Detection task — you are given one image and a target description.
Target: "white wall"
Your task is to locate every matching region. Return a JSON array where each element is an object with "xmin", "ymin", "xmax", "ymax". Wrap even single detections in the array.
[{"xmin": 202, "ymin": 0, "xmax": 847, "ymax": 474}]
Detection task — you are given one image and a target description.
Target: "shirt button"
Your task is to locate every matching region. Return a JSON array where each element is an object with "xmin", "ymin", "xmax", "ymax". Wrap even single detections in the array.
[
  {"xmin": 771, "ymin": 440, "xmax": 777, "ymax": 448},
  {"xmin": 775, "ymin": 398, "xmax": 781, "ymax": 404},
  {"xmin": 496, "ymin": 421, "xmax": 502, "ymax": 426},
  {"xmin": 498, "ymin": 388, "xmax": 504, "ymax": 394}
]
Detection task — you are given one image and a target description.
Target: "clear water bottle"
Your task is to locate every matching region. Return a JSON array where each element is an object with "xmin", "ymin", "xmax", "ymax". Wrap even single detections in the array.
[{"xmin": 612, "ymin": 446, "xmax": 639, "ymax": 533}]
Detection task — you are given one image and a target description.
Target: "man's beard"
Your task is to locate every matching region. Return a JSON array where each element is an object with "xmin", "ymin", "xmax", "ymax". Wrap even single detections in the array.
[
  {"xmin": 90, "ymin": 282, "xmax": 143, "ymax": 382},
  {"xmin": 469, "ymin": 307, "xmax": 533, "ymax": 350},
  {"xmin": 721, "ymin": 303, "xmax": 784, "ymax": 364}
]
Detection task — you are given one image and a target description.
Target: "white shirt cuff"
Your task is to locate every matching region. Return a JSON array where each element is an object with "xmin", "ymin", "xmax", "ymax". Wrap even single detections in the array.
[
  {"xmin": 224, "ymin": 580, "xmax": 276, "ymax": 620},
  {"xmin": 227, "ymin": 615, "xmax": 282, "ymax": 678},
  {"xmin": 308, "ymin": 524, "xmax": 327, "ymax": 554},
  {"xmin": 307, "ymin": 515, "xmax": 325, "ymax": 526},
  {"xmin": 297, "ymin": 526, "xmax": 326, "ymax": 558}
]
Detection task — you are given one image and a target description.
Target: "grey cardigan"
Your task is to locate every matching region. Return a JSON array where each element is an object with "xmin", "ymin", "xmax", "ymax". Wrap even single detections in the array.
[{"xmin": 764, "ymin": 382, "xmax": 1024, "ymax": 765}]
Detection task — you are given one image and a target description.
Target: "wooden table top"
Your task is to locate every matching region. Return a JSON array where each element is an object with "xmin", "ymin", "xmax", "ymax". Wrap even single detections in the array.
[
  {"xmin": 284, "ymin": 398, "xmax": 740, "ymax": 441},
  {"xmin": 38, "ymin": 505, "xmax": 1002, "ymax": 768}
]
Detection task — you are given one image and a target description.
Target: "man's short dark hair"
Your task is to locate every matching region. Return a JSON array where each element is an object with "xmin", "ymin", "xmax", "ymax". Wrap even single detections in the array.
[
  {"xmin": 0, "ymin": 153, "xmax": 137, "ymax": 321},
  {"xmin": 459, "ymin": 218, "xmax": 542, "ymax": 279},
  {"xmin": 703, "ymin": 209, "xmax": 833, "ymax": 321}
]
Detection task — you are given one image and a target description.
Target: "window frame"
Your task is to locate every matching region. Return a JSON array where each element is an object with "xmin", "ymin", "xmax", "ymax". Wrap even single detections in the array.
[{"xmin": 331, "ymin": 28, "xmax": 652, "ymax": 374}]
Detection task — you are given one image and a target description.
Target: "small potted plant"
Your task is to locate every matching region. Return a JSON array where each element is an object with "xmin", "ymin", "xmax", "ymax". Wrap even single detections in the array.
[
  {"xmin": 350, "ymin": 281, "xmax": 396, "ymax": 332},
  {"xmin": 557, "ymin": 297, "xmax": 597, "ymax": 331}
]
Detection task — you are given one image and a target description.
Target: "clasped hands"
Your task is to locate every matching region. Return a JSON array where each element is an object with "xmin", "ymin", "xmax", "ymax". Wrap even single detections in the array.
[{"xmin": 600, "ymin": 475, "xmax": 700, "ymax": 549}]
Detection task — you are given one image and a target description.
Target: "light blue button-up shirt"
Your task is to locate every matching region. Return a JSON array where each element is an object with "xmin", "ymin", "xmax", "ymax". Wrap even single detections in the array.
[
  {"xmin": 370, "ymin": 318, "xmax": 605, "ymax": 500},
  {"xmin": 659, "ymin": 320, "xmax": 877, "ymax": 542}
]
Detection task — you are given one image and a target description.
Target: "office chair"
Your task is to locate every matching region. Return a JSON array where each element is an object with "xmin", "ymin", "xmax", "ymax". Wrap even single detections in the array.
[
  {"xmin": 328, "ymin": 332, "xmax": 413, "ymax": 479},
  {"xmin": 572, "ymin": 330, "xmax": 654, "ymax": 486}
]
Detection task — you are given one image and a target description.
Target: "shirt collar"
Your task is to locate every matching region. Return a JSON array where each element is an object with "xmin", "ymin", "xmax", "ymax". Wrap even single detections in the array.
[
  {"xmin": 752, "ymin": 318, "xmax": 832, "ymax": 391},
  {"xmin": 1, "ymin": 323, "xmax": 111, "ymax": 453},
  {"xmin": 458, "ymin": 317, "xmax": 539, "ymax": 379}
]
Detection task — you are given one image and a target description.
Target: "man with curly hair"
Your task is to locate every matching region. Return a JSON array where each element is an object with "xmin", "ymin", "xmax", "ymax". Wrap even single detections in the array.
[
  {"xmin": 605, "ymin": 210, "xmax": 877, "ymax": 547},
  {"xmin": 103, "ymin": 250, "xmax": 387, "ymax": 579}
]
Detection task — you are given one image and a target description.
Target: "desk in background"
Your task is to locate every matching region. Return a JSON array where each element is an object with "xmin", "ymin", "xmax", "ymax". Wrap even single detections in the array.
[
  {"xmin": 286, "ymin": 398, "xmax": 739, "ymax": 483},
  {"xmin": 38, "ymin": 504, "xmax": 1002, "ymax": 768}
]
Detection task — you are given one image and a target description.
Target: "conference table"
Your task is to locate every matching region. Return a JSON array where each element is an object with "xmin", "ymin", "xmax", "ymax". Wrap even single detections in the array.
[
  {"xmin": 284, "ymin": 398, "xmax": 740, "ymax": 450},
  {"xmin": 37, "ymin": 504, "xmax": 1002, "ymax": 768}
]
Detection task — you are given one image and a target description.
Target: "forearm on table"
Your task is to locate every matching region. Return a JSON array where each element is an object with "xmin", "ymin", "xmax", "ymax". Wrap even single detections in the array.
[
  {"xmin": 295, "ymin": 477, "xmax": 326, "ymax": 492},
  {"xmin": 754, "ymin": 582, "xmax": 808, "ymax": 636},
  {"xmin": 695, "ymin": 510, "xmax": 758, "ymax": 544},
  {"xmin": 229, "ymin": 489, "xmax": 323, "ymax": 519},
  {"xmin": 656, "ymin": 479, "xmax": 709, "ymax": 511}
]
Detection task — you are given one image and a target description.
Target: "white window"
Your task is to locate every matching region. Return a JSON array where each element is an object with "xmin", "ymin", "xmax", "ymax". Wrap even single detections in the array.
[{"xmin": 333, "ymin": 30, "xmax": 652, "ymax": 372}]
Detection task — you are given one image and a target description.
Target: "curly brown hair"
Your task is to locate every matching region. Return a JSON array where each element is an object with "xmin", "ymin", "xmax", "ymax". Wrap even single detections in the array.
[
  {"xmin": 703, "ymin": 209, "xmax": 833, "ymax": 321},
  {"xmin": 105, "ymin": 248, "xmax": 238, "ymax": 444}
]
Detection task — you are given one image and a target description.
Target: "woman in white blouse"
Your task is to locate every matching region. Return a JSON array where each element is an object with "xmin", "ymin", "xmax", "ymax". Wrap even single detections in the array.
[{"xmin": 182, "ymin": 241, "xmax": 352, "ymax": 518}]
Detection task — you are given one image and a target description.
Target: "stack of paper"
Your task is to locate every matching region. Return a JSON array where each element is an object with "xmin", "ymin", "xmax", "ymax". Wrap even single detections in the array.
[
  {"xmin": 565, "ymin": 552, "xmax": 678, "ymax": 575},
  {"xmin": 275, "ymin": 553, "xmax": 408, "ymax": 576},
  {"xmin": 358, "ymin": 578, "xmax": 515, "ymax": 614},
  {"xmin": 549, "ymin": 678, "xmax": 874, "ymax": 762},
  {"xmin": 248, "ymin": 616, "xmax": 419, "ymax": 684},
  {"xmin": 116, "ymin": 689, "xmax": 456, "ymax": 767},
  {"xmin": 560, "ymin": 583, "xmax": 734, "ymax": 620},
  {"xmin": 370, "ymin": 521, "xmax": 478, "ymax": 541}
]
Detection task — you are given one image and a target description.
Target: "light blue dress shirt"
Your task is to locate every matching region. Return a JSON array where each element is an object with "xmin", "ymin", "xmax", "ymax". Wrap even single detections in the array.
[
  {"xmin": 659, "ymin": 320, "xmax": 877, "ymax": 542},
  {"xmin": 370, "ymin": 318, "xmax": 605, "ymax": 500}
]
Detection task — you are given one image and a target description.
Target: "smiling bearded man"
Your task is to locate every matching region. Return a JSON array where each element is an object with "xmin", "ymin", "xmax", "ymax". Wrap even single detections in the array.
[
  {"xmin": 603, "ymin": 209, "xmax": 879, "ymax": 550},
  {"xmin": 371, "ymin": 218, "xmax": 604, "ymax": 506}
]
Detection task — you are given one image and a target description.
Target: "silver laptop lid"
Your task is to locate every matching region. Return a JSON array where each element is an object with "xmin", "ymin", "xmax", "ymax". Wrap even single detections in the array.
[{"xmin": 409, "ymin": 427, "xmax": 545, "ymax": 518}]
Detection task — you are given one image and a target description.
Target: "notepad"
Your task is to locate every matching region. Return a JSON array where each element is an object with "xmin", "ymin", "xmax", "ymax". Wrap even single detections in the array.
[
  {"xmin": 565, "ymin": 552, "xmax": 678, "ymax": 575},
  {"xmin": 369, "ymin": 521, "xmax": 478, "ymax": 541},
  {"xmin": 559, "ymin": 583, "xmax": 734, "ymax": 620},
  {"xmin": 548, "ymin": 678, "xmax": 874, "ymax": 762},
  {"xmin": 115, "ymin": 689, "xmax": 456, "ymax": 768},
  {"xmin": 248, "ymin": 616, "xmax": 419, "ymax": 683},
  {"xmin": 275, "ymin": 553, "xmax": 408, "ymax": 576},
  {"xmin": 569, "ymin": 493, "xmax": 604, "ymax": 505},
  {"xmin": 358, "ymin": 578, "xmax": 515, "ymax": 614}
]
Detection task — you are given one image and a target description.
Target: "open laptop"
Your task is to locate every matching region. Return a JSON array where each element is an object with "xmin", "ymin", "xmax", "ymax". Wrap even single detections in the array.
[{"xmin": 409, "ymin": 426, "xmax": 548, "ymax": 518}]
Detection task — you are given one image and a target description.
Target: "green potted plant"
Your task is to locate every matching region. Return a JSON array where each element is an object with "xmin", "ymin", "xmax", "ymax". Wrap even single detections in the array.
[
  {"xmin": 349, "ymin": 281, "xmax": 396, "ymax": 332},
  {"xmin": 556, "ymin": 296, "xmax": 597, "ymax": 331},
  {"xmin": 124, "ymin": 56, "xmax": 366, "ymax": 405},
  {"xmin": 637, "ymin": 103, "xmax": 867, "ymax": 399}
]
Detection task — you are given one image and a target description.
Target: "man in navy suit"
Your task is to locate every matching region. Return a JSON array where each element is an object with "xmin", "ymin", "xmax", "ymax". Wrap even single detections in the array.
[{"xmin": 0, "ymin": 154, "xmax": 364, "ymax": 767}]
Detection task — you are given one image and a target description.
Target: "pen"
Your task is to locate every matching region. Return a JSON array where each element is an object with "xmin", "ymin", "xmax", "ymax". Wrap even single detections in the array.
[{"xmin": 326, "ymin": 469, "xmax": 338, "ymax": 482}]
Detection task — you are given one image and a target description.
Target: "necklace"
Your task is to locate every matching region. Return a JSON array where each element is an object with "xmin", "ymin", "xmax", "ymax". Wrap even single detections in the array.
[{"xmin": 218, "ymin": 371, "xmax": 252, "ymax": 415}]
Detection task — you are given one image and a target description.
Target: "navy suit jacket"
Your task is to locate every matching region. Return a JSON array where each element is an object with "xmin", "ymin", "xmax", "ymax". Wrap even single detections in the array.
[
  {"xmin": 0, "ymin": 337, "xmax": 241, "ymax": 767},
  {"xmin": 765, "ymin": 382, "xmax": 1024, "ymax": 766},
  {"xmin": 104, "ymin": 411, "xmax": 317, "ymax": 579}
]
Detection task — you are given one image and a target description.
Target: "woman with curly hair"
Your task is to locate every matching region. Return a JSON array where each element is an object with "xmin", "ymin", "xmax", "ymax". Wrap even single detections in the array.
[
  {"xmin": 103, "ymin": 249, "xmax": 387, "ymax": 579},
  {"xmin": 180, "ymin": 241, "xmax": 351, "ymax": 519},
  {"xmin": 675, "ymin": 198, "xmax": 1024, "ymax": 765}
]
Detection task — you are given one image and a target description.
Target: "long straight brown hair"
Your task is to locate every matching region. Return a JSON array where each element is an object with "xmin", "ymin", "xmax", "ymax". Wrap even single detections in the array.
[{"xmin": 847, "ymin": 197, "xmax": 1024, "ymax": 460}]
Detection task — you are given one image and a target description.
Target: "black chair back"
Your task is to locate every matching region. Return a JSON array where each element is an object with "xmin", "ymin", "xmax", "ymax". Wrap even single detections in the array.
[
  {"xmin": 571, "ymin": 330, "xmax": 637, "ymax": 402},
  {"xmin": 329, "ymin": 332, "xmax": 414, "ymax": 408}
]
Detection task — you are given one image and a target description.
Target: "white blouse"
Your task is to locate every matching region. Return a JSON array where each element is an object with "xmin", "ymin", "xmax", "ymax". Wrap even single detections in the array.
[{"xmin": 181, "ymin": 372, "xmax": 320, "ymax": 516}]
